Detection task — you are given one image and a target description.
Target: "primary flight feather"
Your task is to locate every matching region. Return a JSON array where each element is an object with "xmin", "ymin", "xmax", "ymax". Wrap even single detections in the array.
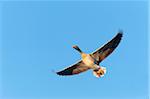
[{"xmin": 56, "ymin": 32, "xmax": 123, "ymax": 77}]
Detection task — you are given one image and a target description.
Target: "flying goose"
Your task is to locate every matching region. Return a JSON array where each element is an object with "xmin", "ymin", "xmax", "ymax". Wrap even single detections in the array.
[{"xmin": 56, "ymin": 32, "xmax": 123, "ymax": 77}]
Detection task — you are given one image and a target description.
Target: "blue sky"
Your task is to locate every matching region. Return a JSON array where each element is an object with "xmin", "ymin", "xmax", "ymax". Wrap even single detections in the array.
[{"xmin": 0, "ymin": 1, "xmax": 149, "ymax": 99}]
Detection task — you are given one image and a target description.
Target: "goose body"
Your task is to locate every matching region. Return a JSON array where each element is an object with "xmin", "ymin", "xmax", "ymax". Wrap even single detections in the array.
[
  {"xmin": 56, "ymin": 32, "xmax": 123, "ymax": 78},
  {"xmin": 81, "ymin": 53, "xmax": 96, "ymax": 68}
]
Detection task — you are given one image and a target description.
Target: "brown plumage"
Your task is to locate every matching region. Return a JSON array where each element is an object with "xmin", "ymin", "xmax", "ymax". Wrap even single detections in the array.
[{"xmin": 56, "ymin": 32, "xmax": 123, "ymax": 77}]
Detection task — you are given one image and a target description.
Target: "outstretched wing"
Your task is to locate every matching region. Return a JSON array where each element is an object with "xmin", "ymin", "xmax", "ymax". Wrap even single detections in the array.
[
  {"xmin": 91, "ymin": 32, "xmax": 123, "ymax": 64},
  {"xmin": 56, "ymin": 61, "xmax": 90, "ymax": 76}
]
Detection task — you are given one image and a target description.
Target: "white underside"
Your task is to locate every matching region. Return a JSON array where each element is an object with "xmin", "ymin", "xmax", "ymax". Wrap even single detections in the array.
[{"xmin": 93, "ymin": 66, "xmax": 107, "ymax": 78}]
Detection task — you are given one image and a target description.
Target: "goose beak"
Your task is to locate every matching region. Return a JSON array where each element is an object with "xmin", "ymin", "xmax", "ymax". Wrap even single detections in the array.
[{"xmin": 72, "ymin": 45, "xmax": 78, "ymax": 49}]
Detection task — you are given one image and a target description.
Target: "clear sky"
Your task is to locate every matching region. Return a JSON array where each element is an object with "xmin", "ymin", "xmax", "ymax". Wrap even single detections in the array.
[{"xmin": 0, "ymin": 1, "xmax": 148, "ymax": 99}]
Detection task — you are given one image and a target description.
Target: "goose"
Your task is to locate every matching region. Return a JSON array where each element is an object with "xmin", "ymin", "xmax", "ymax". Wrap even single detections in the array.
[{"xmin": 56, "ymin": 32, "xmax": 123, "ymax": 78}]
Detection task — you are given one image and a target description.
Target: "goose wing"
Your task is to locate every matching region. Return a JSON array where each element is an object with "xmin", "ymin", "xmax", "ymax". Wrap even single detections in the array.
[
  {"xmin": 91, "ymin": 32, "xmax": 123, "ymax": 64},
  {"xmin": 56, "ymin": 61, "xmax": 90, "ymax": 76}
]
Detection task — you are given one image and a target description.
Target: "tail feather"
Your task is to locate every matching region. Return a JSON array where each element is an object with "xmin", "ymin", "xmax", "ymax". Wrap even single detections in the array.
[{"xmin": 93, "ymin": 67, "xmax": 106, "ymax": 78}]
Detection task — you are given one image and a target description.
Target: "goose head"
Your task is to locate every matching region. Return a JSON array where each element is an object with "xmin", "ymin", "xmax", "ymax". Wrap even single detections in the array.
[{"xmin": 72, "ymin": 45, "xmax": 82, "ymax": 53}]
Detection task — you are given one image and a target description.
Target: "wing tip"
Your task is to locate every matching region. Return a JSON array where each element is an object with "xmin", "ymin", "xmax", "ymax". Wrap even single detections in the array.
[
  {"xmin": 56, "ymin": 71, "xmax": 63, "ymax": 76},
  {"xmin": 51, "ymin": 69, "xmax": 61, "ymax": 76},
  {"xmin": 55, "ymin": 70, "xmax": 73, "ymax": 76},
  {"xmin": 116, "ymin": 31, "xmax": 123, "ymax": 39},
  {"xmin": 118, "ymin": 30, "xmax": 123, "ymax": 36}
]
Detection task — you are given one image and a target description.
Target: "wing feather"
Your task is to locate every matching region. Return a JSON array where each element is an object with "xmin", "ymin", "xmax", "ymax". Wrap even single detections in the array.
[
  {"xmin": 91, "ymin": 32, "xmax": 123, "ymax": 64},
  {"xmin": 56, "ymin": 61, "xmax": 90, "ymax": 76}
]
